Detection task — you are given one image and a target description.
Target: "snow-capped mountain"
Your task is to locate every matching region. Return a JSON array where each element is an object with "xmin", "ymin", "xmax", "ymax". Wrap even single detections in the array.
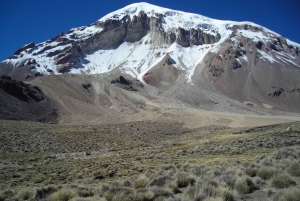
[
  {"xmin": 2, "ymin": 3, "xmax": 299, "ymax": 81},
  {"xmin": 1, "ymin": 2, "xmax": 300, "ymax": 116}
]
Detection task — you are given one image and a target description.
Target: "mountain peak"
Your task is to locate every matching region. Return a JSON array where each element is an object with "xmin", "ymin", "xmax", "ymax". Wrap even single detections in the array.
[
  {"xmin": 99, "ymin": 2, "xmax": 212, "ymax": 29},
  {"xmin": 0, "ymin": 3, "xmax": 300, "ymax": 115},
  {"xmin": 1, "ymin": 2, "xmax": 299, "ymax": 85}
]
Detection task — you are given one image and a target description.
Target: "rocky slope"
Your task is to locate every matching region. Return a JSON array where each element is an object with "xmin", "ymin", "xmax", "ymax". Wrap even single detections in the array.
[
  {"xmin": 0, "ymin": 2, "xmax": 300, "ymax": 118},
  {"xmin": 0, "ymin": 76, "xmax": 58, "ymax": 122}
]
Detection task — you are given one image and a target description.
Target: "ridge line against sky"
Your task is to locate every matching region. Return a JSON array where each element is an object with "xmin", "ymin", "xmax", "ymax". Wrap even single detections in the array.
[{"xmin": 0, "ymin": 0, "xmax": 299, "ymax": 61}]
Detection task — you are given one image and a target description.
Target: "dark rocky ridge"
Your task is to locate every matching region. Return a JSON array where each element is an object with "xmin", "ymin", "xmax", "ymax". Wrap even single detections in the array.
[
  {"xmin": 0, "ymin": 76, "xmax": 58, "ymax": 122},
  {"xmin": 111, "ymin": 76, "xmax": 144, "ymax": 91}
]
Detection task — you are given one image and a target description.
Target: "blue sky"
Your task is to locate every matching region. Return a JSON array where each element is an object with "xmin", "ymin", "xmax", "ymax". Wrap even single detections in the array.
[{"xmin": 0, "ymin": 0, "xmax": 299, "ymax": 61}]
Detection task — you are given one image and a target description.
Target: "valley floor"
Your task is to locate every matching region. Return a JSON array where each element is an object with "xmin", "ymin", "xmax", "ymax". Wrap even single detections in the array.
[{"xmin": 0, "ymin": 120, "xmax": 300, "ymax": 200}]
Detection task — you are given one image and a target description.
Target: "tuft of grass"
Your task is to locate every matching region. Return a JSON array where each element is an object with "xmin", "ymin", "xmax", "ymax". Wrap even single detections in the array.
[
  {"xmin": 77, "ymin": 186, "xmax": 94, "ymax": 197},
  {"xmin": 271, "ymin": 173, "xmax": 296, "ymax": 189},
  {"xmin": 287, "ymin": 161, "xmax": 300, "ymax": 176},
  {"xmin": 134, "ymin": 188, "xmax": 155, "ymax": 201},
  {"xmin": 235, "ymin": 177, "xmax": 249, "ymax": 195},
  {"xmin": 134, "ymin": 175, "xmax": 149, "ymax": 189},
  {"xmin": 222, "ymin": 188, "xmax": 235, "ymax": 201},
  {"xmin": 48, "ymin": 189, "xmax": 77, "ymax": 201},
  {"xmin": 36, "ymin": 185, "xmax": 58, "ymax": 198},
  {"xmin": 257, "ymin": 167, "xmax": 277, "ymax": 180},
  {"xmin": 103, "ymin": 187, "xmax": 134, "ymax": 201},
  {"xmin": 17, "ymin": 188, "xmax": 36, "ymax": 200},
  {"xmin": 176, "ymin": 172, "xmax": 196, "ymax": 188},
  {"xmin": 150, "ymin": 186, "xmax": 173, "ymax": 198},
  {"xmin": 149, "ymin": 175, "xmax": 171, "ymax": 187},
  {"xmin": 275, "ymin": 147, "xmax": 296, "ymax": 159},
  {"xmin": 222, "ymin": 170, "xmax": 237, "ymax": 189},
  {"xmin": 245, "ymin": 167, "xmax": 257, "ymax": 177},
  {"xmin": 93, "ymin": 184, "xmax": 109, "ymax": 197},
  {"xmin": 277, "ymin": 187, "xmax": 300, "ymax": 201},
  {"xmin": 253, "ymin": 177, "xmax": 264, "ymax": 186},
  {"xmin": 0, "ymin": 189, "xmax": 14, "ymax": 201}
]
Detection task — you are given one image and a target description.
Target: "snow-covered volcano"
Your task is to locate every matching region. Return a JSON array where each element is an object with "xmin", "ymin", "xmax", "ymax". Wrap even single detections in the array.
[
  {"xmin": 1, "ymin": 3, "xmax": 299, "ymax": 81},
  {"xmin": 1, "ymin": 2, "xmax": 300, "ymax": 114}
]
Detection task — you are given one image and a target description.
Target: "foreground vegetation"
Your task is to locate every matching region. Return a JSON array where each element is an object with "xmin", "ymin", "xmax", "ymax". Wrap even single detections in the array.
[{"xmin": 0, "ymin": 120, "xmax": 299, "ymax": 201}]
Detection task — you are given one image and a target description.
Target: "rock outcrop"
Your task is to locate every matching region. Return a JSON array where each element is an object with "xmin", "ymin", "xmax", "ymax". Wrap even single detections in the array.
[{"xmin": 0, "ymin": 76, "xmax": 58, "ymax": 122}]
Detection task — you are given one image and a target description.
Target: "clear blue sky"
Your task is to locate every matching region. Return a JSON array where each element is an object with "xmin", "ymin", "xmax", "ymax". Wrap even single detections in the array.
[{"xmin": 0, "ymin": 0, "xmax": 299, "ymax": 61}]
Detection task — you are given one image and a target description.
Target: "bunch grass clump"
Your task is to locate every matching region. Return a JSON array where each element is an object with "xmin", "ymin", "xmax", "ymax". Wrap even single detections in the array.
[
  {"xmin": 134, "ymin": 175, "xmax": 149, "ymax": 189},
  {"xmin": 257, "ymin": 167, "xmax": 277, "ymax": 180},
  {"xmin": 48, "ymin": 189, "xmax": 77, "ymax": 201},
  {"xmin": 287, "ymin": 161, "xmax": 300, "ymax": 176},
  {"xmin": 271, "ymin": 173, "xmax": 296, "ymax": 189},
  {"xmin": 16, "ymin": 188, "xmax": 36, "ymax": 200},
  {"xmin": 234, "ymin": 177, "xmax": 249, "ymax": 194},
  {"xmin": 277, "ymin": 187, "xmax": 300, "ymax": 201}
]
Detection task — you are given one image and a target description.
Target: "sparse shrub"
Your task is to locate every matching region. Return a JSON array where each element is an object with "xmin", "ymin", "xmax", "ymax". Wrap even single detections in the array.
[
  {"xmin": 149, "ymin": 175, "xmax": 171, "ymax": 187},
  {"xmin": 271, "ymin": 173, "xmax": 296, "ymax": 189},
  {"xmin": 277, "ymin": 187, "xmax": 300, "ymax": 201},
  {"xmin": 222, "ymin": 188, "xmax": 234, "ymax": 201},
  {"xmin": 167, "ymin": 181, "xmax": 180, "ymax": 193},
  {"xmin": 287, "ymin": 161, "xmax": 300, "ymax": 176},
  {"xmin": 104, "ymin": 187, "xmax": 134, "ymax": 201},
  {"xmin": 259, "ymin": 157, "xmax": 274, "ymax": 166},
  {"xmin": 245, "ymin": 167, "xmax": 257, "ymax": 177},
  {"xmin": 153, "ymin": 196, "xmax": 165, "ymax": 201},
  {"xmin": 77, "ymin": 186, "xmax": 94, "ymax": 197},
  {"xmin": 266, "ymin": 188, "xmax": 275, "ymax": 197},
  {"xmin": 253, "ymin": 177, "xmax": 264, "ymax": 186},
  {"xmin": 161, "ymin": 165, "xmax": 177, "ymax": 171},
  {"xmin": 184, "ymin": 185, "xmax": 198, "ymax": 200},
  {"xmin": 192, "ymin": 166, "xmax": 206, "ymax": 177},
  {"xmin": 275, "ymin": 147, "xmax": 296, "ymax": 159},
  {"xmin": 206, "ymin": 179, "xmax": 219, "ymax": 188},
  {"xmin": 214, "ymin": 169, "xmax": 222, "ymax": 176},
  {"xmin": 176, "ymin": 172, "xmax": 196, "ymax": 188},
  {"xmin": 257, "ymin": 167, "xmax": 277, "ymax": 180},
  {"xmin": 150, "ymin": 186, "xmax": 173, "ymax": 198},
  {"xmin": 17, "ymin": 188, "xmax": 36, "ymax": 200},
  {"xmin": 111, "ymin": 180, "xmax": 124, "ymax": 188},
  {"xmin": 93, "ymin": 184, "xmax": 109, "ymax": 197},
  {"xmin": 245, "ymin": 177, "xmax": 257, "ymax": 193},
  {"xmin": 202, "ymin": 184, "xmax": 218, "ymax": 197},
  {"xmin": 36, "ymin": 185, "xmax": 57, "ymax": 198},
  {"xmin": 193, "ymin": 191, "xmax": 206, "ymax": 201},
  {"xmin": 111, "ymin": 191, "xmax": 135, "ymax": 201},
  {"xmin": 222, "ymin": 170, "xmax": 237, "ymax": 189},
  {"xmin": 48, "ymin": 189, "xmax": 77, "ymax": 201},
  {"xmin": 134, "ymin": 175, "xmax": 149, "ymax": 189},
  {"xmin": 0, "ymin": 189, "xmax": 14, "ymax": 200},
  {"xmin": 123, "ymin": 179, "xmax": 133, "ymax": 187},
  {"xmin": 134, "ymin": 188, "xmax": 154, "ymax": 201},
  {"xmin": 235, "ymin": 177, "xmax": 249, "ymax": 194}
]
